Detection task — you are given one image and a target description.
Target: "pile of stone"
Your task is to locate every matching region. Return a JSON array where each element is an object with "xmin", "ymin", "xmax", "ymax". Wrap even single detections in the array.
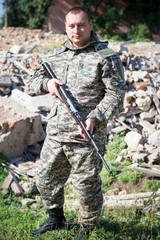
[
  {"xmin": 107, "ymin": 41, "xmax": 160, "ymax": 167},
  {"xmin": 0, "ymin": 28, "xmax": 160, "ymax": 206},
  {"xmin": 0, "ymin": 27, "xmax": 67, "ymax": 51}
]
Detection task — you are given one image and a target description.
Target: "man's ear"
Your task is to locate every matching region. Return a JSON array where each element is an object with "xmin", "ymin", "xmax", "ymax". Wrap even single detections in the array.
[{"xmin": 90, "ymin": 20, "xmax": 93, "ymax": 29}]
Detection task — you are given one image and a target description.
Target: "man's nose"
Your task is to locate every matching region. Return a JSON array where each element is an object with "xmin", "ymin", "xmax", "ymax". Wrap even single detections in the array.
[{"xmin": 74, "ymin": 25, "xmax": 79, "ymax": 33}]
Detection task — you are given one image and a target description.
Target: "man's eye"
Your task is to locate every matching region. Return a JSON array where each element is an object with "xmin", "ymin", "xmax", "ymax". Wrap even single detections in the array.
[{"xmin": 79, "ymin": 24, "xmax": 85, "ymax": 27}]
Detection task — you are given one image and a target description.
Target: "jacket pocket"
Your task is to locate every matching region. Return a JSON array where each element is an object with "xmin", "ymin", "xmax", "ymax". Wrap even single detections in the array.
[{"xmin": 46, "ymin": 106, "xmax": 58, "ymax": 135}]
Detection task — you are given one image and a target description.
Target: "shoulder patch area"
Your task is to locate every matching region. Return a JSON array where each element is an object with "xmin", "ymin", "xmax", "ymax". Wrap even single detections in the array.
[{"xmin": 97, "ymin": 48, "xmax": 117, "ymax": 59}]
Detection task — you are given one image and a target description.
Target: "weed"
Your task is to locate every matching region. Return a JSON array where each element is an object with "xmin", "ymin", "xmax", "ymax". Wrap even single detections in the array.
[
  {"xmin": 130, "ymin": 24, "xmax": 151, "ymax": 42},
  {"xmin": 117, "ymin": 167, "xmax": 142, "ymax": 184},
  {"xmin": 143, "ymin": 179, "xmax": 160, "ymax": 192},
  {"xmin": 105, "ymin": 132, "xmax": 127, "ymax": 163}
]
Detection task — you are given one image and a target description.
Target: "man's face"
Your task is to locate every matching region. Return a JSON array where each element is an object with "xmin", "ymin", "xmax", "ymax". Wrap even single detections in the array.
[{"xmin": 65, "ymin": 11, "xmax": 92, "ymax": 48}]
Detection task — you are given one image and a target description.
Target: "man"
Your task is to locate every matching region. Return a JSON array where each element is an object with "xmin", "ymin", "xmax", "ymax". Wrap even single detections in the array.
[{"xmin": 30, "ymin": 7, "xmax": 125, "ymax": 239}]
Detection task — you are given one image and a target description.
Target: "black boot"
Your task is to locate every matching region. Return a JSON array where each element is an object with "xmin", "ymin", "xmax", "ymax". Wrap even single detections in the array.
[{"xmin": 31, "ymin": 208, "xmax": 66, "ymax": 236}]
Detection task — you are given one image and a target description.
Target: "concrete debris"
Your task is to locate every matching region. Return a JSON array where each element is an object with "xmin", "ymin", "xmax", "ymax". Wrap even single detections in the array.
[
  {"xmin": 21, "ymin": 198, "xmax": 36, "ymax": 206},
  {"xmin": 1, "ymin": 172, "xmax": 13, "ymax": 194},
  {"xmin": 0, "ymin": 28, "xmax": 160, "ymax": 205},
  {"xmin": 0, "ymin": 113, "xmax": 45, "ymax": 158},
  {"xmin": 124, "ymin": 131, "xmax": 143, "ymax": 150},
  {"xmin": 65, "ymin": 190, "xmax": 160, "ymax": 210},
  {"xmin": 21, "ymin": 182, "xmax": 38, "ymax": 194}
]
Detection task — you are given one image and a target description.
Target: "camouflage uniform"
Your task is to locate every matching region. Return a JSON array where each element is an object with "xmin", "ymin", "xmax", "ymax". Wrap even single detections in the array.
[{"xmin": 30, "ymin": 31, "xmax": 125, "ymax": 226}]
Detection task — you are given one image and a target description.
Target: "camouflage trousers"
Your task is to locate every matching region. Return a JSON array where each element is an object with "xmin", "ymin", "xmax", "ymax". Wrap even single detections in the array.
[{"xmin": 36, "ymin": 135, "xmax": 104, "ymax": 225}]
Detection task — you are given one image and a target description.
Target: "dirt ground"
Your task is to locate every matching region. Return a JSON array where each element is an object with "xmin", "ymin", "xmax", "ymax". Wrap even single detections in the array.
[{"xmin": 109, "ymin": 173, "xmax": 160, "ymax": 194}]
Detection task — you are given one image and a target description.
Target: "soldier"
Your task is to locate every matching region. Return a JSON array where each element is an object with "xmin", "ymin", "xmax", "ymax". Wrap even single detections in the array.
[{"xmin": 30, "ymin": 7, "xmax": 125, "ymax": 239}]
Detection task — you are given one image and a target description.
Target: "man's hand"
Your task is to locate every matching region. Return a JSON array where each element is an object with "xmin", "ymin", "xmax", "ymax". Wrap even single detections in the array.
[
  {"xmin": 78, "ymin": 118, "xmax": 94, "ymax": 139},
  {"xmin": 47, "ymin": 78, "xmax": 63, "ymax": 100}
]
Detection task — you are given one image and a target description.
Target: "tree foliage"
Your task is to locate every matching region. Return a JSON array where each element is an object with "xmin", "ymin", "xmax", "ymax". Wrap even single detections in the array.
[
  {"xmin": 75, "ymin": 0, "xmax": 160, "ymax": 40},
  {"xmin": 122, "ymin": 0, "xmax": 160, "ymax": 35},
  {"xmin": 2, "ymin": 0, "xmax": 50, "ymax": 29},
  {"xmin": 75, "ymin": 0, "xmax": 123, "ymax": 38}
]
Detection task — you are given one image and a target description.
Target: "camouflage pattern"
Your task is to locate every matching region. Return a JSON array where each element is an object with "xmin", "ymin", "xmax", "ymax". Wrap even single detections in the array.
[
  {"xmin": 30, "ymin": 31, "xmax": 125, "ymax": 226},
  {"xmin": 36, "ymin": 137, "xmax": 103, "ymax": 225}
]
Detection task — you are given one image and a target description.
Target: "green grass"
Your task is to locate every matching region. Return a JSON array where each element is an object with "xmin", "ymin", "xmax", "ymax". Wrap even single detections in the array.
[
  {"xmin": 0, "ymin": 192, "xmax": 160, "ymax": 240},
  {"xmin": 143, "ymin": 179, "xmax": 160, "ymax": 192},
  {"xmin": 117, "ymin": 167, "xmax": 142, "ymax": 184},
  {"xmin": 0, "ymin": 134, "xmax": 160, "ymax": 239}
]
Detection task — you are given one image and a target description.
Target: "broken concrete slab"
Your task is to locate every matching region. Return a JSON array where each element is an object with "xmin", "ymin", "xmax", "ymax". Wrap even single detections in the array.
[
  {"xmin": 11, "ymin": 89, "xmax": 53, "ymax": 113},
  {"xmin": 0, "ymin": 115, "xmax": 45, "ymax": 158},
  {"xmin": 65, "ymin": 191, "xmax": 160, "ymax": 210}
]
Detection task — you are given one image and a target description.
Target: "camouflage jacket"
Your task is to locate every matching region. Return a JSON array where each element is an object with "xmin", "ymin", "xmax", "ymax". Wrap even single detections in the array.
[{"xmin": 30, "ymin": 31, "xmax": 125, "ymax": 143}]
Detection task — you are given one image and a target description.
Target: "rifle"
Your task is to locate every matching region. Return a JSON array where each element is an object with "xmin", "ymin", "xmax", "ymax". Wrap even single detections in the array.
[{"xmin": 43, "ymin": 62, "xmax": 113, "ymax": 176}]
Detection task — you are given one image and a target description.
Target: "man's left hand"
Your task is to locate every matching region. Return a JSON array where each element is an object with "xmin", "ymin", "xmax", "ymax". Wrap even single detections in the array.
[{"xmin": 78, "ymin": 118, "xmax": 94, "ymax": 139}]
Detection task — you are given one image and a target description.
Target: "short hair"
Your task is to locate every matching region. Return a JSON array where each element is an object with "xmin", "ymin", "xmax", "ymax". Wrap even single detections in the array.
[{"xmin": 65, "ymin": 7, "xmax": 91, "ymax": 22}]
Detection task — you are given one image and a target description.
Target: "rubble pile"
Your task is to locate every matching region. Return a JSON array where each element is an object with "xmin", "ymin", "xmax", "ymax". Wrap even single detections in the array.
[
  {"xmin": 108, "ymin": 41, "xmax": 160, "ymax": 166},
  {"xmin": 0, "ymin": 27, "xmax": 67, "ymax": 51},
  {"xmin": 0, "ymin": 27, "xmax": 67, "ymax": 96},
  {"xmin": 0, "ymin": 28, "xmax": 160, "ymax": 204}
]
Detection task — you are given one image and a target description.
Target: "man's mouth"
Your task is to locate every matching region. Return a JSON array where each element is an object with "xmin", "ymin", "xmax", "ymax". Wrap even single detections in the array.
[{"xmin": 73, "ymin": 35, "xmax": 81, "ymax": 39}]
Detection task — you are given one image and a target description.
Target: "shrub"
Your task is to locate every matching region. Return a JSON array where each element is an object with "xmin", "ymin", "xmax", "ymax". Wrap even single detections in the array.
[{"xmin": 130, "ymin": 24, "xmax": 151, "ymax": 42}]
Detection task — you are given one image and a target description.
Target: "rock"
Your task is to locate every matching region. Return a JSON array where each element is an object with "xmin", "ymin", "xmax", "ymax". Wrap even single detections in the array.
[
  {"xmin": 111, "ymin": 125, "xmax": 128, "ymax": 134},
  {"xmin": 104, "ymin": 188, "xmax": 119, "ymax": 196},
  {"xmin": 116, "ymin": 155, "xmax": 124, "ymax": 163},
  {"xmin": 139, "ymin": 109, "xmax": 156, "ymax": 122},
  {"xmin": 11, "ymin": 89, "xmax": 53, "ymax": 113},
  {"xmin": 132, "ymin": 71, "xmax": 151, "ymax": 82},
  {"xmin": 148, "ymin": 130, "xmax": 160, "ymax": 147},
  {"xmin": 125, "ymin": 131, "xmax": 143, "ymax": 149},
  {"xmin": 18, "ymin": 161, "xmax": 36, "ymax": 174},
  {"xmin": 135, "ymin": 90, "xmax": 152, "ymax": 112},
  {"xmin": 30, "ymin": 203, "xmax": 43, "ymax": 208},
  {"xmin": 139, "ymin": 120, "xmax": 156, "ymax": 134},
  {"xmin": 0, "ymin": 114, "xmax": 45, "ymax": 158},
  {"xmin": 0, "ymin": 75, "xmax": 12, "ymax": 87},
  {"xmin": 9, "ymin": 45, "xmax": 25, "ymax": 54},
  {"xmin": 1, "ymin": 173, "xmax": 13, "ymax": 194},
  {"xmin": 120, "ymin": 55, "xmax": 127, "ymax": 63},
  {"xmin": 150, "ymin": 56, "xmax": 160, "ymax": 69},
  {"xmin": 119, "ymin": 190, "xmax": 127, "ymax": 195},
  {"xmin": 11, "ymin": 181, "xmax": 23, "ymax": 196},
  {"xmin": 22, "ymin": 182, "xmax": 38, "ymax": 194},
  {"xmin": 132, "ymin": 153, "xmax": 148, "ymax": 163},
  {"xmin": 21, "ymin": 198, "xmax": 36, "ymax": 206},
  {"xmin": 147, "ymin": 148, "xmax": 160, "ymax": 164}
]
